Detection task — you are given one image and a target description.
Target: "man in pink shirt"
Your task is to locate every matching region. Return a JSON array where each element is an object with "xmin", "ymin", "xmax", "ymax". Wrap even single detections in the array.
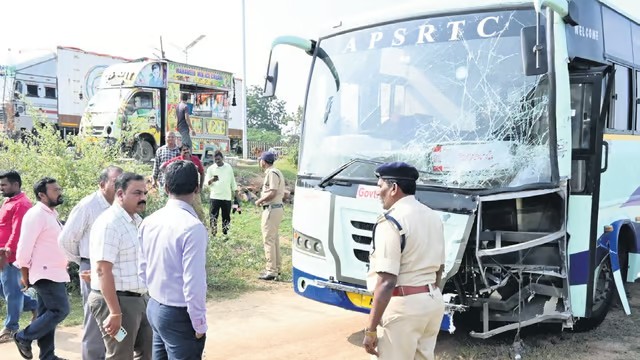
[
  {"xmin": 13, "ymin": 177, "xmax": 70, "ymax": 360},
  {"xmin": 0, "ymin": 170, "xmax": 38, "ymax": 343}
]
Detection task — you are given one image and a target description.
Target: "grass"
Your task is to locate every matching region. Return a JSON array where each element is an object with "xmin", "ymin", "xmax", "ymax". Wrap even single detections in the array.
[
  {"xmin": 203, "ymin": 156, "xmax": 295, "ymax": 299},
  {"xmin": 205, "ymin": 203, "xmax": 293, "ymax": 299}
]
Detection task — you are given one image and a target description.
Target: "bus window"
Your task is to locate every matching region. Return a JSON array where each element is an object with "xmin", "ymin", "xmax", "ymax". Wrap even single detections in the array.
[
  {"xmin": 609, "ymin": 65, "xmax": 631, "ymax": 130},
  {"xmin": 26, "ymin": 84, "xmax": 39, "ymax": 97},
  {"xmin": 570, "ymin": 83, "xmax": 592, "ymax": 149}
]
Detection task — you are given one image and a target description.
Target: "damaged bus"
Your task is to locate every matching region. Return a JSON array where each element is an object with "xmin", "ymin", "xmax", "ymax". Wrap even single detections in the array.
[{"xmin": 263, "ymin": 0, "xmax": 640, "ymax": 338}]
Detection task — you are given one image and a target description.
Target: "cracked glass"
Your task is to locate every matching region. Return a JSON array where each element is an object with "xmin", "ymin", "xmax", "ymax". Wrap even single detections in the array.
[{"xmin": 300, "ymin": 9, "xmax": 551, "ymax": 190}]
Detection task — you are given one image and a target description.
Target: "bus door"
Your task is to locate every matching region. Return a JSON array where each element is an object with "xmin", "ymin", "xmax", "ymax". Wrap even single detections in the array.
[{"xmin": 566, "ymin": 69, "xmax": 614, "ymax": 318}]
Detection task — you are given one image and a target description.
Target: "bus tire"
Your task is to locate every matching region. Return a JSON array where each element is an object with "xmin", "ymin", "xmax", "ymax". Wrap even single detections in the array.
[
  {"xmin": 572, "ymin": 256, "xmax": 615, "ymax": 332},
  {"xmin": 133, "ymin": 139, "xmax": 154, "ymax": 163}
]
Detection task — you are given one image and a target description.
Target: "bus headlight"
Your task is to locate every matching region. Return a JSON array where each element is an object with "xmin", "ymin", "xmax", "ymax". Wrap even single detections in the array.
[{"xmin": 292, "ymin": 229, "xmax": 326, "ymax": 257}]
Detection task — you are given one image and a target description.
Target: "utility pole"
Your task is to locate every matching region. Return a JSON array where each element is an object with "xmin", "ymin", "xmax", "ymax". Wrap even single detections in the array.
[{"xmin": 242, "ymin": 0, "xmax": 248, "ymax": 159}]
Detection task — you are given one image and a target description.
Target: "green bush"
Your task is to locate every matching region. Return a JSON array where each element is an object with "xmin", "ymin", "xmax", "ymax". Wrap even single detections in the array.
[{"xmin": 0, "ymin": 121, "xmax": 158, "ymax": 293}]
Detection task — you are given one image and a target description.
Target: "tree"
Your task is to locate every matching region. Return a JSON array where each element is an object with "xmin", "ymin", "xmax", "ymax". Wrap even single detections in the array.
[
  {"xmin": 246, "ymin": 85, "xmax": 287, "ymax": 132},
  {"xmin": 247, "ymin": 128, "xmax": 282, "ymax": 143}
]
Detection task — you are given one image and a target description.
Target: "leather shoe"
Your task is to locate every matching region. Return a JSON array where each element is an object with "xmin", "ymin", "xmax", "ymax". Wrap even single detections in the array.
[
  {"xmin": 258, "ymin": 274, "xmax": 277, "ymax": 281},
  {"xmin": 13, "ymin": 333, "xmax": 33, "ymax": 359}
]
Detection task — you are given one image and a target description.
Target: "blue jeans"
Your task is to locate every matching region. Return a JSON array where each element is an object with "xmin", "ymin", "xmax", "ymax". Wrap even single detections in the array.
[
  {"xmin": 16, "ymin": 279, "xmax": 69, "ymax": 360},
  {"xmin": 0, "ymin": 264, "xmax": 38, "ymax": 331},
  {"xmin": 146, "ymin": 298, "xmax": 205, "ymax": 360}
]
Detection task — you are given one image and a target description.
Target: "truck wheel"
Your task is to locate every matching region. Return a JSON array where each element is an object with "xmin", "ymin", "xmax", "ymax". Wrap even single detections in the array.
[
  {"xmin": 572, "ymin": 256, "xmax": 615, "ymax": 331},
  {"xmin": 133, "ymin": 140, "xmax": 154, "ymax": 163}
]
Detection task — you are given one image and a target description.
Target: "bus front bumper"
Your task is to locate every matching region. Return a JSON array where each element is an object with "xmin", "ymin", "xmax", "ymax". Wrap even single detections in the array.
[{"xmin": 292, "ymin": 267, "xmax": 465, "ymax": 333}]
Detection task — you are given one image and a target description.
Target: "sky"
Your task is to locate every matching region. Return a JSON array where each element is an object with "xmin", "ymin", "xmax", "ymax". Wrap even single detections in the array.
[
  {"xmin": 0, "ymin": 0, "xmax": 395, "ymax": 112},
  {"xmin": 1, "ymin": 0, "xmax": 637, "ymax": 112}
]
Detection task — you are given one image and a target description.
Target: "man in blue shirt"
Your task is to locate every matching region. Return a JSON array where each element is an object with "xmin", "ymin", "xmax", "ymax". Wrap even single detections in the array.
[{"xmin": 138, "ymin": 160, "xmax": 208, "ymax": 359}]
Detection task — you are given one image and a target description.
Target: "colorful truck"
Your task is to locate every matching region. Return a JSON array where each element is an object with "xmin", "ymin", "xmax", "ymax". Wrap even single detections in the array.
[
  {"xmin": 0, "ymin": 46, "xmax": 128, "ymax": 137},
  {"xmin": 79, "ymin": 60, "xmax": 235, "ymax": 162}
]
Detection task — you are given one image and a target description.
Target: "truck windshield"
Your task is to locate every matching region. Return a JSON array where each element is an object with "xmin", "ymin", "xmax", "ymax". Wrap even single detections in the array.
[
  {"xmin": 300, "ymin": 9, "xmax": 551, "ymax": 190},
  {"xmin": 86, "ymin": 88, "xmax": 131, "ymax": 113}
]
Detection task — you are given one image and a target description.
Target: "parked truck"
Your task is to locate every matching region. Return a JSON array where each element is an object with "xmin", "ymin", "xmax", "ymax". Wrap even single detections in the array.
[
  {"xmin": 0, "ymin": 46, "xmax": 129, "ymax": 137},
  {"xmin": 79, "ymin": 59, "xmax": 235, "ymax": 162}
]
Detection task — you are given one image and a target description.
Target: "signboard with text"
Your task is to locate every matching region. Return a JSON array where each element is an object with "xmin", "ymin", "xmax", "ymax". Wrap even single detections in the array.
[{"xmin": 167, "ymin": 63, "xmax": 233, "ymax": 90}]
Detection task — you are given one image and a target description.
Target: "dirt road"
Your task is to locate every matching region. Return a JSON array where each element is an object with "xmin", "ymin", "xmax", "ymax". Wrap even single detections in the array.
[{"xmin": 2, "ymin": 282, "xmax": 639, "ymax": 360}]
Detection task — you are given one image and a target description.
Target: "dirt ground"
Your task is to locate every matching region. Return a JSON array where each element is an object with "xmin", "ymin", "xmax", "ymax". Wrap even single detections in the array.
[{"xmin": 1, "ymin": 282, "xmax": 639, "ymax": 360}]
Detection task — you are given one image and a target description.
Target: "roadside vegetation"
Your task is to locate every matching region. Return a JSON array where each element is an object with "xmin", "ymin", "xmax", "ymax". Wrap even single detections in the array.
[{"xmin": 0, "ymin": 121, "xmax": 298, "ymax": 327}]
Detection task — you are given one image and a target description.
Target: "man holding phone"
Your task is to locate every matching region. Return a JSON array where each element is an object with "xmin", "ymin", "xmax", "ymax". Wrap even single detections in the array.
[
  {"xmin": 87, "ymin": 172, "xmax": 152, "ymax": 360},
  {"xmin": 204, "ymin": 150, "xmax": 237, "ymax": 236}
]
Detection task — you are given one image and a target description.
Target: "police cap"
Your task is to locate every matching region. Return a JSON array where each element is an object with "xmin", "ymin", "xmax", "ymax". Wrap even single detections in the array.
[
  {"xmin": 258, "ymin": 151, "xmax": 276, "ymax": 164},
  {"xmin": 374, "ymin": 162, "xmax": 419, "ymax": 181}
]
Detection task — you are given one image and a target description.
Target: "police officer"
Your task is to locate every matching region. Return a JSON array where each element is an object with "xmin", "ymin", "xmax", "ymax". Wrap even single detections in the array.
[
  {"xmin": 255, "ymin": 151, "xmax": 286, "ymax": 281},
  {"xmin": 363, "ymin": 161, "xmax": 445, "ymax": 360}
]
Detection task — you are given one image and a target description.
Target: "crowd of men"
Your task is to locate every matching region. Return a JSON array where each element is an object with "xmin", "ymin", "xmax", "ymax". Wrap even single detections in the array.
[
  {"xmin": 0, "ymin": 145, "xmax": 287, "ymax": 360},
  {"xmin": 1, "ymin": 139, "xmax": 446, "ymax": 360}
]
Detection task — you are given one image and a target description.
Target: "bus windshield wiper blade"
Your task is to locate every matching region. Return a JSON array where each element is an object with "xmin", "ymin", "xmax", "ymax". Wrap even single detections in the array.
[{"xmin": 317, "ymin": 158, "xmax": 383, "ymax": 189}]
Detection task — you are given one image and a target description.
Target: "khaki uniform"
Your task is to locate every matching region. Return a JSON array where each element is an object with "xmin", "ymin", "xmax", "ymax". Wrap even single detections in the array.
[
  {"xmin": 367, "ymin": 195, "xmax": 445, "ymax": 360},
  {"xmin": 261, "ymin": 166, "xmax": 286, "ymax": 276}
]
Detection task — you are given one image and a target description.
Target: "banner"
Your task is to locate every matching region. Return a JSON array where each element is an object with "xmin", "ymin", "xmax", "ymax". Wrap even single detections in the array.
[{"xmin": 167, "ymin": 63, "xmax": 233, "ymax": 89}]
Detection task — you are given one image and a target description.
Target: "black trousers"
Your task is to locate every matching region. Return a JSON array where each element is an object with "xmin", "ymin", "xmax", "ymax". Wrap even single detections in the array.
[{"xmin": 210, "ymin": 199, "xmax": 232, "ymax": 234}]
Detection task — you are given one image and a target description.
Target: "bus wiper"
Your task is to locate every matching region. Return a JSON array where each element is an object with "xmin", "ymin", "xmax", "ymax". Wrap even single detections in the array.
[{"xmin": 317, "ymin": 158, "xmax": 383, "ymax": 189}]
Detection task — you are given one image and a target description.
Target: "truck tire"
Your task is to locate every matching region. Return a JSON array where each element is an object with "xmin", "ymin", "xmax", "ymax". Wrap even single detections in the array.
[
  {"xmin": 572, "ymin": 256, "xmax": 615, "ymax": 331},
  {"xmin": 133, "ymin": 139, "xmax": 154, "ymax": 163}
]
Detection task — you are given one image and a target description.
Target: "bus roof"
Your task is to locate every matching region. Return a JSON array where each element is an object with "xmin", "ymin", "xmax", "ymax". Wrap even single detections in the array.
[
  {"xmin": 318, "ymin": 0, "xmax": 531, "ymax": 38},
  {"xmin": 319, "ymin": 0, "xmax": 639, "ymax": 38}
]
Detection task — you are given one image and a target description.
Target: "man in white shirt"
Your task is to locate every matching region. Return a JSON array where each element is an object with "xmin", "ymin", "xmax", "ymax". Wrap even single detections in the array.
[
  {"xmin": 58, "ymin": 165, "xmax": 123, "ymax": 360},
  {"xmin": 87, "ymin": 172, "xmax": 151, "ymax": 360}
]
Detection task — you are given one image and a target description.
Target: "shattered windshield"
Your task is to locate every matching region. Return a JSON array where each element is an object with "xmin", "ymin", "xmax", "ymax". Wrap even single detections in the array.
[{"xmin": 300, "ymin": 9, "xmax": 551, "ymax": 190}]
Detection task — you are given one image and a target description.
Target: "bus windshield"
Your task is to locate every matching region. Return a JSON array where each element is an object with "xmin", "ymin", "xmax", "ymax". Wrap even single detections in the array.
[{"xmin": 300, "ymin": 9, "xmax": 551, "ymax": 190}]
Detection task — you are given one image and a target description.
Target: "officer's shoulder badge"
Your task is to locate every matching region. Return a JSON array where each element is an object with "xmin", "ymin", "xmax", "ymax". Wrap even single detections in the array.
[{"xmin": 376, "ymin": 208, "xmax": 396, "ymax": 224}]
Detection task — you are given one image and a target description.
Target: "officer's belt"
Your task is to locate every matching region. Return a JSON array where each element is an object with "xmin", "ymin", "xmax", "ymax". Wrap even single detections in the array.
[
  {"xmin": 263, "ymin": 203, "xmax": 284, "ymax": 210},
  {"xmin": 392, "ymin": 284, "xmax": 435, "ymax": 297}
]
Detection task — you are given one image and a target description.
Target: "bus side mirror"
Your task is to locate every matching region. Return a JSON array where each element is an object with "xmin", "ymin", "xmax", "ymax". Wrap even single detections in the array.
[
  {"xmin": 263, "ymin": 51, "xmax": 279, "ymax": 98},
  {"xmin": 520, "ymin": 25, "xmax": 548, "ymax": 76}
]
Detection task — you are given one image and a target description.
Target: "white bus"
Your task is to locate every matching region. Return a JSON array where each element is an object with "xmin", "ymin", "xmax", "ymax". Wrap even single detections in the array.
[{"xmin": 264, "ymin": 0, "xmax": 640, "ymax": 338}]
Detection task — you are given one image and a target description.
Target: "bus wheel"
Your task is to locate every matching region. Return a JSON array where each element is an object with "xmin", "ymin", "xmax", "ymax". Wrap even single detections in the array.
[
  {"xmin": 133, "ymin": 139, "xmax": 154, "ymax": 163},
  {"xmin": 572, "ymin": 256, "xmax": 615, "ymax": 331}
]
